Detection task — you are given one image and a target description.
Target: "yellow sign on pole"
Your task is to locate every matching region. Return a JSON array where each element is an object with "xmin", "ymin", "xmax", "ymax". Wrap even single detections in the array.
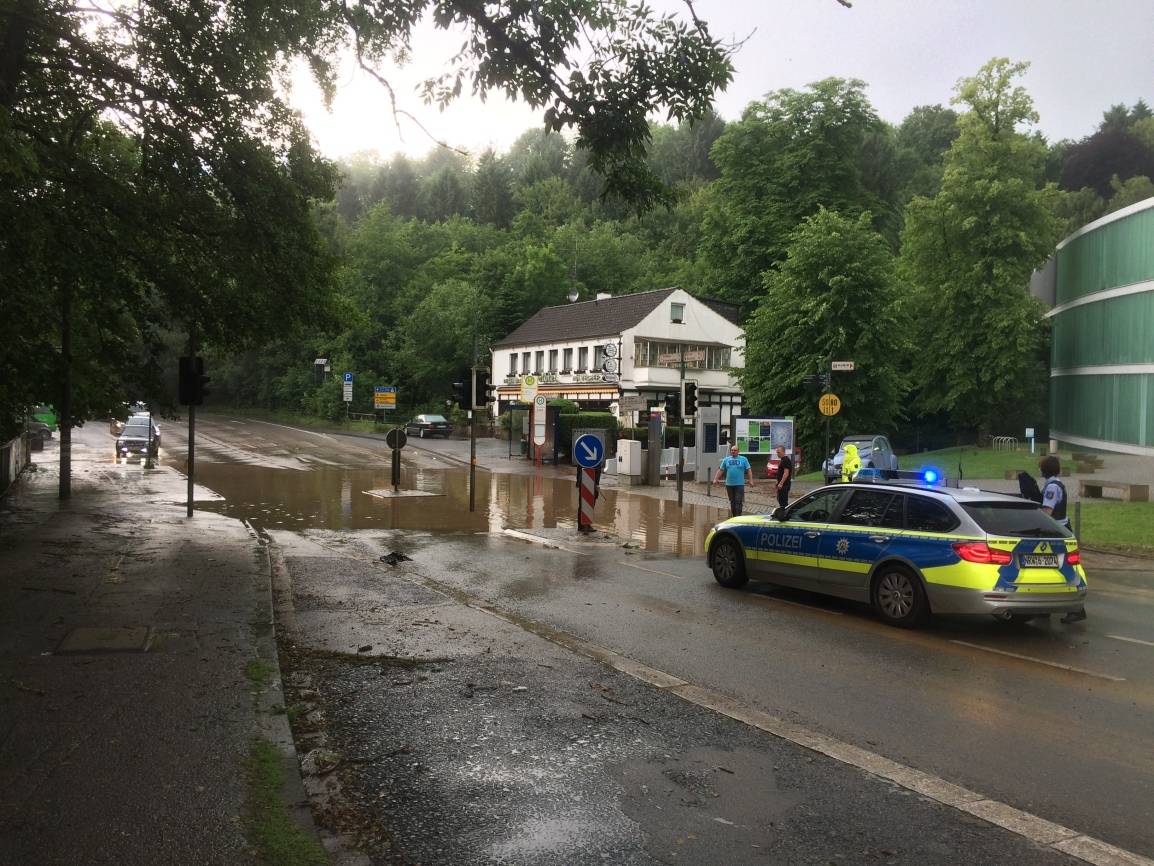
[{"xmin": 818, "ymin": 393, "xmax": 841, "ymax": 416}]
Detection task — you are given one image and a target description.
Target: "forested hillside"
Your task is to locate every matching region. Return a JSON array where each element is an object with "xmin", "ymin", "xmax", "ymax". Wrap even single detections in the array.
[{"xmin": 210, "ymin": 59, "xmax": 1153, "ymax": 452}]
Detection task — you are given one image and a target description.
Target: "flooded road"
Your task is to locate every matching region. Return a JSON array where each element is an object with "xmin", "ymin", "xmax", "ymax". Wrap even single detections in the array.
[
  {"xmin": 166, "ymin": 416, "xmax": 728, "ymax": 555},
  {"xmin": 152, "ymin": 416, "xmax": 1154, "ymax": 860}
]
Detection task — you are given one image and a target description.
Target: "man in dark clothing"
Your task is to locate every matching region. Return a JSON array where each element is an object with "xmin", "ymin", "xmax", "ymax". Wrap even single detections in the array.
[{"xmin": 774, "ymin": 445, "xmax": 793, "ymax": 508}]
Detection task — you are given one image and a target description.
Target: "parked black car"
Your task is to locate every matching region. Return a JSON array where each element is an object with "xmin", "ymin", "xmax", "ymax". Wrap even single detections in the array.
[{"xmin": 404, "ymin": 414, "xmax": 454, "ymax": 439}]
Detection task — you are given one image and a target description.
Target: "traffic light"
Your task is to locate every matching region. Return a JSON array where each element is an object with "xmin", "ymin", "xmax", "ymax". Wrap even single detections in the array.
[
  {"xmin": 682, "ymin": 381, "xmax": 698, "ymax": 417},
  {"xmin": 472, "ymin": 368, "xmax": 494, "ymax": 411},
  {"xmin": 178, "ymin": 356, "xmax": 209, "ymax": 405},
  {"xmin": 451, "ymin": 380, "xmax": 469, "ymax": 410},
  {"xmin": 666, "ymin": 390, "xmax": 681, "ymax": 421}
]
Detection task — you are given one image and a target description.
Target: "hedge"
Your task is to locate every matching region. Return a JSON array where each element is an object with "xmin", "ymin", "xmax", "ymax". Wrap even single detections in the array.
[
  {"xmin": 556, "ymin": 412, "xmax": 618, "ymax": 453},
  {"xmin": 618, "ymin": 426, "xmax": 695, "ymax": 449}
]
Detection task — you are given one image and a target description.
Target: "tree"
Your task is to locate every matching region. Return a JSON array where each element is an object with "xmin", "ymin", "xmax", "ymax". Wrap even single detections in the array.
[
  {"xmin": 894, "ymin": 104, "xmax": 959, "ymax": 200},
  {"xmin": 900, "ymin": 58, "xmax": 1058, "ymax": 438},
  {"xmin": 742, "ymin": 209, "xmax": 908, "ymax": 461},
  {"xmin": 1, "ymin": 0, "xmax": 733, "ymax": 489},
  {"xmin": 471, "ymin": 150, "xmax": 514, "ymax": 228},
  {"xmin": 1059, "ymin": 127, "xmax": 1154, "ymax": 196},
  {"xmin": 702, "ymin": 78, "xmax": 894, "ymax": 309}
]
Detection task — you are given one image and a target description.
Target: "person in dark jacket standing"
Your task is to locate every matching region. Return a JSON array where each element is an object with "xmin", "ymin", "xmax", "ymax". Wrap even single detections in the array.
[{"xmin": 774, "ymin": 445, "xmax": 793, "ymax": 508}]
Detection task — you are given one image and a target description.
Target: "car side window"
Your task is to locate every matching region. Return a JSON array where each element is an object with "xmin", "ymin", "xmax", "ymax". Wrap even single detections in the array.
[
  {"xmin": 905, "ymin": 496, "xmax": 958, "ymax": 532},
  {"xmin": 787, "ymin": 490, "xmax": 842, "ymax": 523},
  {"xmin": 838, "ymin": 490, "xmax": 899, "ymax": 527}
]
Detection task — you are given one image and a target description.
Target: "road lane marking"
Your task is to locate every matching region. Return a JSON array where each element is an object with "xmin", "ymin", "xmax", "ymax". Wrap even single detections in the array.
[
  {"xmin": 616, "ymin": 561, "xmax": 684, "ymax": 580},
  {"xmin": 1106, "ymin": 634, "xmax": 1154, "ymax": 648},
  {"xmin": 500, "ymin": 528, "xmax": 590, "ymax": 555},
  {"xmin": 949, "ymin": 640, "xmax": 1126, "ymax": 682}
]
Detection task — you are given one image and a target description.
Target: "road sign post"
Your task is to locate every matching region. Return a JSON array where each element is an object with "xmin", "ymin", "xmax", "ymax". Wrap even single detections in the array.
[
  {"xmin": 385, "ymin": 427, "xmax": 406, "ymax": 492},
  {"xmin": 573, "ymin": 434, "xmax": 605, "ymax": 533}
]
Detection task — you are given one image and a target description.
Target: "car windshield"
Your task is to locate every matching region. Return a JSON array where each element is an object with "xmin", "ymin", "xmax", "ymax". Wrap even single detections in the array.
[
  {"xmin": 123, "ymin": 422, "xmax": 152, "ymax": 435},
  {"xmin": 962, "ymin": 502, "xmax": 1071, "ymax": 538},
  {"xmin": 422, "ymin": 415, "xmax": 448, "ymax": 423}
]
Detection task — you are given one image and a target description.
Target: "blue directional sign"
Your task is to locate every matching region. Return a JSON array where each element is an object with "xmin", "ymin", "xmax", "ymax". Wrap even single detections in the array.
[
  {"xmin": 344, "ymin": 372, "xmax": 353, "ymax": 383},
  {"xmin": 573, "ymin": 434, "xmax": 605, "ymax": 468}
]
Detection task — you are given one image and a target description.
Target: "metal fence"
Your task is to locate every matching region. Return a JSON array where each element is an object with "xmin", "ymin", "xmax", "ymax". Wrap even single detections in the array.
[{"xmin": 991, "ymin": 436, "xmax": 1019, "ymax": 451}]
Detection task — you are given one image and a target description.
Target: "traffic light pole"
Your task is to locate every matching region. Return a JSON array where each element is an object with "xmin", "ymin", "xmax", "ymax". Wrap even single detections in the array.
[
  {"xmin": 677, "ymin": 348, "xmax": 685, "ymax": 508},
  {"xmin": 187, "ymin": 331, "xmax": 196, "ymax": 518},
  {"xmin": 824, "ymin": 356, "xmax": 832, "ymax": 480},
  {"xmin": 469, "ymin": 408, "xmax": 477, "ymax": 513}
]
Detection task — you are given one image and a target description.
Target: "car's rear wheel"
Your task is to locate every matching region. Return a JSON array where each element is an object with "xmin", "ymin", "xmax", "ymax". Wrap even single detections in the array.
[
  {"xmin": 711, "ymin": 536, "xmax": 748, "ymax": 589},
  {"xmin": 871, "ymin": 565, "xmax": 927, "ymax": 627}
]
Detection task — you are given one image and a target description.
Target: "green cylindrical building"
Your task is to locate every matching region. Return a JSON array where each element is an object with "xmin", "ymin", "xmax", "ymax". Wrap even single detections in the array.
[{"xmin": 1043, "ymin": 197, "xmax": 1154, "ymax": 456}]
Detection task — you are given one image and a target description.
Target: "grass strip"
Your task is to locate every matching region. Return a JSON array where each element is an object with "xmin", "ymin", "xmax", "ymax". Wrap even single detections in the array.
[
  {"xmin": 1076, "ymin": 501, "xmax": 1154, "ymax": 553},
  {"xmin": 246, "ymin": 737, "xmax": 328, "ymax": 866}
]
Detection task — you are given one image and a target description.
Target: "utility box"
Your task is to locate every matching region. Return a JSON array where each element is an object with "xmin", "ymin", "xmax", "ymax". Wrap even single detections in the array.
[{"xmin": 617, "ymin": 439, "xmax": 642, "ymax": 486}]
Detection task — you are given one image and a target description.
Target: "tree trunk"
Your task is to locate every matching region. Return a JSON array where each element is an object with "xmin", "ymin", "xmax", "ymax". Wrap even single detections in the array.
[{"xmin": 58, "ymin": 280, "xmax": 72, "ymax": 500}]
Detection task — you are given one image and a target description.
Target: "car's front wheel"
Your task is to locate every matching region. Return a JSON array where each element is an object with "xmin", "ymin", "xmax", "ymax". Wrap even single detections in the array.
[
  {"xmin": 711, "ymin": 536, "xmax": 748, "ymax": 589},
  {"xmin": 871, "ymin": 565, "xmax": 927, "ymax": 627}
]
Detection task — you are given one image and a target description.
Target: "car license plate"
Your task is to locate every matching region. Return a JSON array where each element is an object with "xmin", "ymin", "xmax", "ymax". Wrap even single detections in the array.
[{"xmin": 1020, "ymin": 554, "xmax": 1060, "ymax": 568}]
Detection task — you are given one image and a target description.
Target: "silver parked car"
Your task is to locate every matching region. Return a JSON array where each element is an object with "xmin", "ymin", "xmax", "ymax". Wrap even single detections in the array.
[{"xmin": 823, "ymin": 435, "xmax": 899, "ymax": 483}]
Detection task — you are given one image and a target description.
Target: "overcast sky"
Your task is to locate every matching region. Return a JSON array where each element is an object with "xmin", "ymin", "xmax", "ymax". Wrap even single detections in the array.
[{"xmin": 288, "ymin": 0, "xmax": 1154, "ymax": 162}]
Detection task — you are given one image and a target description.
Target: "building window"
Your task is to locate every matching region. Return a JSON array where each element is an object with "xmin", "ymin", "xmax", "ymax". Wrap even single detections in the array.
[
  {"xmin": 522, "ymin": 352, "xmax": 530, "ymax": 374},
  {"xmin": 577, "ymin": 346, "xmax": 588, "ymax": 371},
  {"xmin": 508, "ymin": 353, "xmax": 517, "ymax": 375},
  {"xmin": 548, "ymin": 349, "xmax": 558, "ymax": 372},
  {"xmin": 562, "ymin": 348, "xmax": 573, "ymax": 372},
  {"xmin": 633, "ymin": 339, "xmax": 731, "ymax": 371},
  {"xmin": 594, "ymin": 344, "xmax": 605, "ymax": 370},
  {"xmin": 535, "ymin": 350, "xmax": 544, "ymax": 373},
  {"xmin": 671, "ymin": 302, "xmax": 685, "ymax": 323}
]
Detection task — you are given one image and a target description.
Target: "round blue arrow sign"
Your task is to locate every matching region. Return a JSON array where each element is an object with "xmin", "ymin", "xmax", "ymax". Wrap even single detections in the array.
[{"xmin": 573, "ymin": 434, "xmax": 605, "ymax": 468}]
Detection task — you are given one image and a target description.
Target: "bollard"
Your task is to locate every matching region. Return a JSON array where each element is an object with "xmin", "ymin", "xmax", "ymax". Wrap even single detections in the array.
[{"xmin": 707, "ymin": 466, "xmax": 712, "ymax": 497}]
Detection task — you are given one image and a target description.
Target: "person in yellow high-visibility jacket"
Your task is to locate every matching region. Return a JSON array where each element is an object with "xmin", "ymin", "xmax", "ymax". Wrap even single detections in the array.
[{"xmin": 841, "ymin": 442, "xmax": 862, "ymax": 482}]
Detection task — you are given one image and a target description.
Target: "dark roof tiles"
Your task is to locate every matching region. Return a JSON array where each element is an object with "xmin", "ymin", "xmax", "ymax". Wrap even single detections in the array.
[{"xmin": 492, "ymin": 288, "xmax": 679, "ymax": 348}]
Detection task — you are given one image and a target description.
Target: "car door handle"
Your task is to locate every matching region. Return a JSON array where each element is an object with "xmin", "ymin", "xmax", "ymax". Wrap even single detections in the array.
[
  {"xmin": 804, "ymin": 531, "xmax": 820, "ymax": 538},
  {"xmin": 870, "ymin": 535, "xmax": 890, "ymax": 543}
]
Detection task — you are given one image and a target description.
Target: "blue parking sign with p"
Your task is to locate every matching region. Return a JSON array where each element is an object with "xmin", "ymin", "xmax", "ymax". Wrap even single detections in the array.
[{"xmin": 344, "ymin": 372, "xmax": 353, "ymax": 383}]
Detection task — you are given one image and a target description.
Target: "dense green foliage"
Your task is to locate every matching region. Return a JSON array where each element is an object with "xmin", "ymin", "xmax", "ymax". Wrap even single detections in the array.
[
  {"xmin": 743, "ymin": 209, "xmax": 908, "ymax": 461},
  {"xmin": 0, "ymin": 0, "xmax": 733, "ymax": 446},
  {"xmin": 211, "ymin": 59, "xmax": 1151, "ymax": 452},
  {"xmin": 6, "ymin": 0, "xmax": 1150, "ymax": 460}
]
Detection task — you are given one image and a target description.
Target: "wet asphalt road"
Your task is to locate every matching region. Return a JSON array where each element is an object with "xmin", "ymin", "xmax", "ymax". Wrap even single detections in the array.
[{"xmin": 162, "ymin": 415, "xmax": 1154, "ymax": 862}]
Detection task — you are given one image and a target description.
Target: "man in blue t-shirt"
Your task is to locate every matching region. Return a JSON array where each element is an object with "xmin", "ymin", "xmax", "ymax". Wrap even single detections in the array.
[{"xmin": 714, "ymin": 444, "xmax": 753, "ymax": 517}]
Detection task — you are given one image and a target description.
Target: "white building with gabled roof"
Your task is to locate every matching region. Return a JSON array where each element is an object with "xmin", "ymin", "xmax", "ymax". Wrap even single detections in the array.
[{"xmin": 489, "ymin": 287, "xmax": 746, "ymax": 428}]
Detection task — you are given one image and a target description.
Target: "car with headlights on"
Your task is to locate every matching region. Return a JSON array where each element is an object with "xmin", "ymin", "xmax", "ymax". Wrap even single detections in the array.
[
  {"xmin": 705, "ymin": 478, "xmax": 1086, "ymax": 627},
  {"xmin": 115, "ymin": 414, "xmax": 161, "ymax": 459}
]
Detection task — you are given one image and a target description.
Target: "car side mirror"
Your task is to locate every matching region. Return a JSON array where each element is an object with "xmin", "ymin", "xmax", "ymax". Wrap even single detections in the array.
[{"xmin": 771, "ymin": 506, "xmax": 786, "ymax": 521}]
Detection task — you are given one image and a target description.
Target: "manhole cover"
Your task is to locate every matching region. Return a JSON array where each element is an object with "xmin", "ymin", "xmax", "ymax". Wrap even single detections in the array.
[
  {"xmin": 363, "ymin": 489, "xmax": 445, "ymax": 499},
  {"xmin": 56, "ymin": 626, "xmax": 152, "ymax": 654}
]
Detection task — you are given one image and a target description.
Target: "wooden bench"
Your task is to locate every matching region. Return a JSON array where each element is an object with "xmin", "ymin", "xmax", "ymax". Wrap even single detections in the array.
[{"xmin": 1079, "ymin": 480, "xmax": 1149, "ymax": 502}]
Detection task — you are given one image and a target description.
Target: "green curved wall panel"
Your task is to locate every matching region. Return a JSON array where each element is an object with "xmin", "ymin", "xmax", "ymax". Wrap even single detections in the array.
[
  {"xmin": 1051, "ymin": 374, "xmax": 1152, "ymax": 448},
  {"xmin": 1056, "ymin": 207, "xmax": 1154, "ymax": 304},
  {"xmin": 1051, "ymin": 293, "xmax": 1154, "ymax": 368}
]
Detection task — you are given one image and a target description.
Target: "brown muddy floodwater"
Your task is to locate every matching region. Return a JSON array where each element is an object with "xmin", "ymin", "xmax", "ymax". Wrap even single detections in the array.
[{"xmin": 187, "ymin": 461, "xmax": 730, "ymax": 556}]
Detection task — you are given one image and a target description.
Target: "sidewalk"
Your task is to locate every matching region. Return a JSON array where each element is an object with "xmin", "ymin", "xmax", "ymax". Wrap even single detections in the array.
[{"xmin": 0, "ymin": 428, "xmax": 315, "ymax": 866}]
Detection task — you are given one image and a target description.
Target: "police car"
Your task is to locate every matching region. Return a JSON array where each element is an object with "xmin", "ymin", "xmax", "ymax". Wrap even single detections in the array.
[{"xmin": 705, "ymin": 476, "xmax": 1087, "ymax": 627}]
